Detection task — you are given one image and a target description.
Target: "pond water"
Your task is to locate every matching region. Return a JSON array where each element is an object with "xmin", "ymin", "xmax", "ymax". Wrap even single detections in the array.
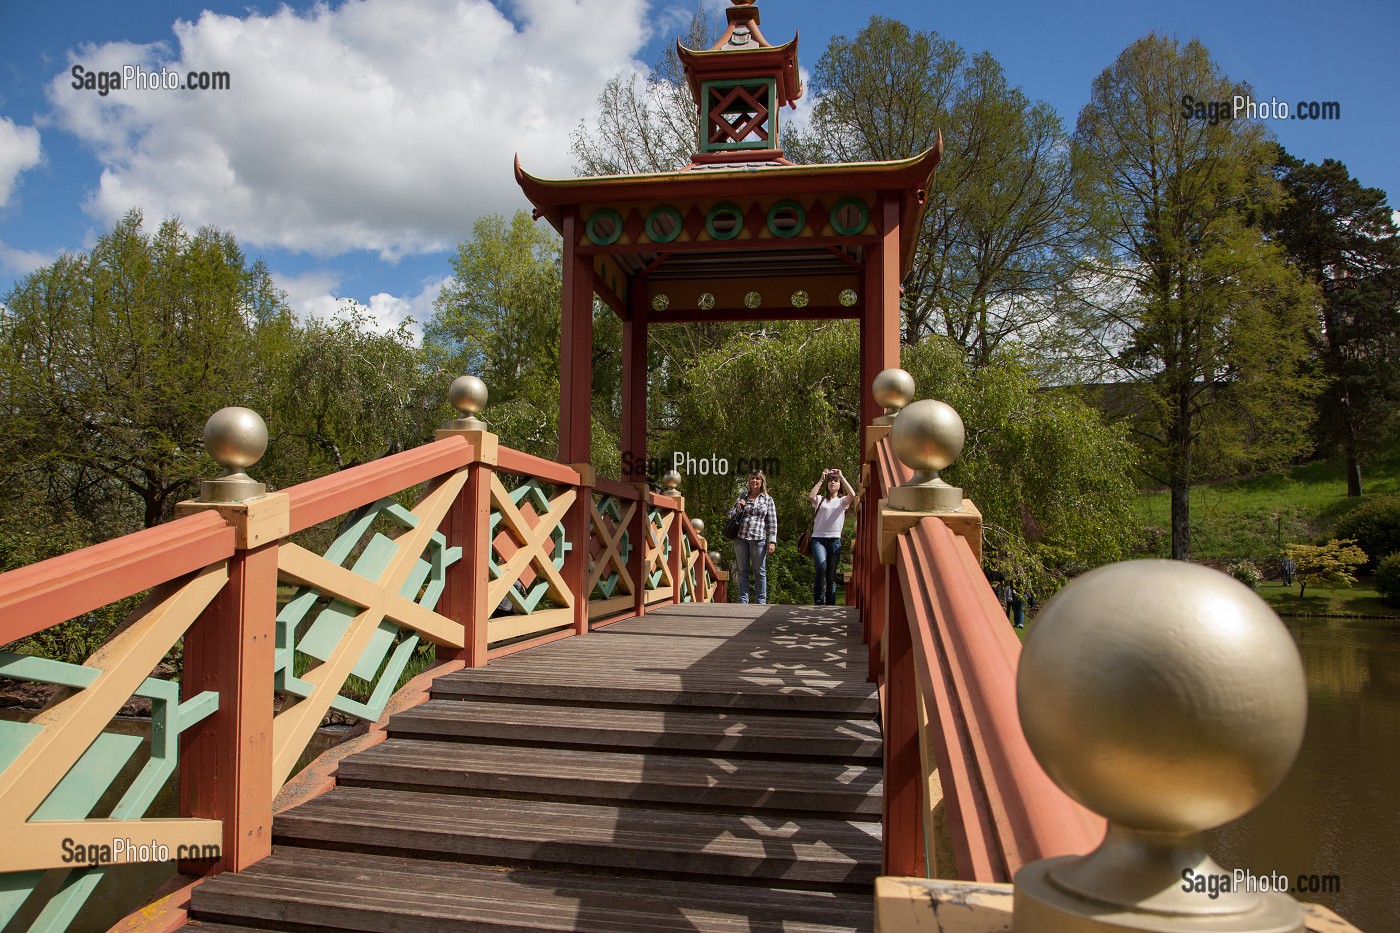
[{"xmin": 1206, "ymin": 616, "xmax": 1400, "ymax": 932}]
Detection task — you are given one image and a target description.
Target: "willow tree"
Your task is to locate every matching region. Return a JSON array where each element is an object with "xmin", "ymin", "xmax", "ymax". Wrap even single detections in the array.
[{"xmin": 1072, "ymin": 35, "xmax": 1319, "ymax": 560}]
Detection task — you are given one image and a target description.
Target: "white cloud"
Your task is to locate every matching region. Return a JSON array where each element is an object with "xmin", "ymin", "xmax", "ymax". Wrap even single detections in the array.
[
  {"xmin": 49, "ymin": 0, "xmax": 653, "ymax": 259},
  {"xmin": 0, "ymin": 239, "xmax": 54, "ymax": 277},
  {"xmin": 273, "ymin": 268, "xmax": 448, "ymax": 342},
  {"xmin": 0, "ymin": 117, "xmax": 42, "ymax": 207}
]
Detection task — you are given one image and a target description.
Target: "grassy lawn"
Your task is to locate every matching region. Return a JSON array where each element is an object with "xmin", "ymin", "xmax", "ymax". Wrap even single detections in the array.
[
  {"xmin": 1134, "ymin": 446, "xmax": 1400, "ymax": 561},
  {"xmin": 1257, "ymin": 581, "xmax": 1400, "ymax": 618}
]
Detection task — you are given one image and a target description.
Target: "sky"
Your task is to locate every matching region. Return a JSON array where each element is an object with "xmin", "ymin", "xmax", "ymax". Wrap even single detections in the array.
[{"xmin": 1, "ymin": 0, "xmax": 1396, "ymax": 337}]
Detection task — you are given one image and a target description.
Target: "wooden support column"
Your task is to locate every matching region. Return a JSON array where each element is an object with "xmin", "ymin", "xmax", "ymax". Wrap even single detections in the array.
[
  {"xmin": 622, "ymin": 290, "xmax": 649, "ymax": 481},
  {"xmin": 860, "ymin": 192, "xmax": 903, "ymax": 451},
  {"xmin": 435, "ymin": 433, "xmax": 497, "ymax": 668},
  {"xmin": 179, "ymin": 541, "xmax": 277, "ymax": 874},
  {"xmin": 559, "ymin": 211, "xmax": 594, "ymax": 464},
  {"xmin": 883, "ymin": 579, "xmax": 927, "ymax": 878}
]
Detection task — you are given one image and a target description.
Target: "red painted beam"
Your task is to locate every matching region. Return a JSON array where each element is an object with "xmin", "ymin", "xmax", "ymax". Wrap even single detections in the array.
[{"xmin": 0, "ymin": 511, "xmax": 234, "ymax": 643}]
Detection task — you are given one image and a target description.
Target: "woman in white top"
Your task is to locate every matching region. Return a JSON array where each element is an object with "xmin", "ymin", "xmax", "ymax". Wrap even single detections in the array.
[{"xmin": 807, "ymin": 468, "xmax": 857, "ymax": 605}]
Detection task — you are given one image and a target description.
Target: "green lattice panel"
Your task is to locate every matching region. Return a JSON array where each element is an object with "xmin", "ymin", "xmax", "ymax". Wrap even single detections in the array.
[
  {"xmin": 488, "ymin": 478, "xmax": 571, "ymax": 614},
  {"xmin": 0, "ymin": 654, "xmax": 216, "ymax": 932},
  {"xmin": 590, "ymin": 495, "xmax": 631, "ymax": 600},
  {"xmin": 275, "ymin": 497, "xmax": 460, "ymax": 724},
  {"xmin": 646, "ymin": 507, "xmax": 670, "ymax": 590}
]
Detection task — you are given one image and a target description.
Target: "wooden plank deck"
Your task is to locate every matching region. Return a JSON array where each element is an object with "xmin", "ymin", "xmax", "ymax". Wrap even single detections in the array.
[{"xmin": 187, "ymin": 604, "xmax": 882, "ymax": 932}]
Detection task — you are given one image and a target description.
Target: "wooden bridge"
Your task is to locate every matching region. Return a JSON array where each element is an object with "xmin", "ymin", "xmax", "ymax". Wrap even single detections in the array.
[
  {"xmin": 191, "ymin": 604, "xmax": 880, "ymax": 932},
  {"xmin": 0, "ymin": 414, "xmax": 1110, "ymax": 933}
]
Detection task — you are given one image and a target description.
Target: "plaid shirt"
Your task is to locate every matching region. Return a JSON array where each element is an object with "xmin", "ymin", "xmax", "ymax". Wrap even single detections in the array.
[{"xmin": 729, "ymin": 493, "xmax": 777, "ymax": 543}]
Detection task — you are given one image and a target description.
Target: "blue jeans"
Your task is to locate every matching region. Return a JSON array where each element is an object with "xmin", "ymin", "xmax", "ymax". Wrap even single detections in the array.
[
  {"xmin": 811, "ymin": 537, "xmax": 841, "ymax": 605},
  {"xmin": 734, "ymin": 538, "xmax": 768, "ymax": 604}
]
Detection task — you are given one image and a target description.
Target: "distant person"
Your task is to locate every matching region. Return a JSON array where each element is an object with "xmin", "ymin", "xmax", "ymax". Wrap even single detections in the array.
[
  {"xmin": 1009, "ymin": 583, "xmax": 1026, "ymax": 628},
  {"xmin": 1281, "ymin": 556, "xmax": 1296, "ymax": 587},
  {"xmin": 807, "ymin": 468, "xmax": 857, "ymax": 605},
  {"xmin": 728, "ymin": 471, "xmax": 778, "ymax": 604}
]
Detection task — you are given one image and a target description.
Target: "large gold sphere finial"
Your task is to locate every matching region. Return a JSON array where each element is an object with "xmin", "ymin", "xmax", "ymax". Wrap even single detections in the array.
[
  {"xmin": 201, "ymin": 407, "xmax": 268, "ymax": 502},
  {"xmin": 446, "ymin": 375, "xmax": 489, "ymax": 430},
  {"xmin": 661, "ymin": 469, "xmax": 682, "ymax": 493},
  {"xmin": 886, "ymin": 398, "xmax": 965, "ymax": 512},
  {"xmin": 691, "ymin": 518, "xmax": 705, "ymax": 534},
  {"xmin": 1012, "ymin": 559, "xmax": 1308, "ymax": 933},
  {"xmin": 871, "ymin": 368, "xmax": 915, "ymax": 426}
]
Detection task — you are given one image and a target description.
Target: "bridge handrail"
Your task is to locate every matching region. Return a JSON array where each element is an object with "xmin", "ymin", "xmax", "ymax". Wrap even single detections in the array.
[
  {"xmin": 0, "ymin": 426, "xmax": 718, "ymax": 931},
  {"xmin": 856, "ymin": 433, "xmax": 1102, "ymax": 882}
]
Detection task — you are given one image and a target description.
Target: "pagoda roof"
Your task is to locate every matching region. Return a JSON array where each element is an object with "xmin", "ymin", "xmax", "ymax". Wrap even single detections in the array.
[{"xmin": 515, "ymin": 142, "xmax": 942, "ymax": 277}]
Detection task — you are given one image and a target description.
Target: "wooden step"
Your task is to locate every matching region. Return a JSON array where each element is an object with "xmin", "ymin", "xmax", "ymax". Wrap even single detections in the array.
[
  {"xmin": 273, "ymin": 786, "xmax": 882, "ymax": 886},
  {"xmin": 192, "ymin": 847, "xmax": 873, "ymax": 932},
  {"xmin": 338, "ymin": 738, "xmax": 883, "ymax": 817},
  {"xmin": 389, "ymin": 699, "xmax": 882, "ymax": 758}
]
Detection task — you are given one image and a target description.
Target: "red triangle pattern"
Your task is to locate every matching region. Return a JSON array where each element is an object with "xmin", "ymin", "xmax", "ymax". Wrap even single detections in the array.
[
  {"xmin": 808, "ymin": 198, "xmax": 830, "ymax": 236},
  {"xmin": 623, "ymin": 208, "xmax": 645, "ymax": 243},
  {"xmin": 744, "ymin": 201, "xmax": 766, "ymax": 238}
]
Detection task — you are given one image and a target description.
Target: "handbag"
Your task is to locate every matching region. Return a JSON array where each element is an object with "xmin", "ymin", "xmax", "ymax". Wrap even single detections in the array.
[{"xmin": 722, "ymin": 506, "xmax": 743, "ymax": 541}]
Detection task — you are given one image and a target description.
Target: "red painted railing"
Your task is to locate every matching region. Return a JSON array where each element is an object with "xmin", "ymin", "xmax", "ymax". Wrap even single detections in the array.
[
  {"xmin": 851, "ymin": 433, "xmax": 1104, "ymax": 881},
  {"xmin": 0, "ymin": 427, "xmax": 723, "ymax": 930}
]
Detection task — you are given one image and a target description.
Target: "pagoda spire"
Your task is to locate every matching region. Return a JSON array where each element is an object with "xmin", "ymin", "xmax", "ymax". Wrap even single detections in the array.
[{"xmin": 677, "ymin": 0, "xmax": 801, "ymax": 166}]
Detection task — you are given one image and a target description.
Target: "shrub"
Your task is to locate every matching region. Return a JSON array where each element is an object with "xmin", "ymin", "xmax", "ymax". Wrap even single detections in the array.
[
  {"xmin": 1376, "ymin": 553, "xmax": 1400, "ymax": 607},
  {"xmin": 1284, "ymin": 539, "xmax": 1368, "ymax": 598},
  {"xmin": 1226, "ymin": 560, "xmax": 1262, "ymax": 589},
  {"xmin": 1332, "ymin": 495, "xmax": 1400, "ymax": 571}
]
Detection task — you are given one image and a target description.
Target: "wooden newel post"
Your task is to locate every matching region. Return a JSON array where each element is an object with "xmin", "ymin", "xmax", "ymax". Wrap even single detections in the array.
[
  {"xmin": 631, "ymin": 484, "xmax": 650, "ymax": 618},
  {"xmin": 173, "ymin": 406, "xmax": 285, "ymax": 875},
  {"xmin": 566, "ymin": 464, "xmax": 595, "ymax": 635},
  {"xmin": 435, "ymin": 429, "xmax": 498, "ymax": 668}
]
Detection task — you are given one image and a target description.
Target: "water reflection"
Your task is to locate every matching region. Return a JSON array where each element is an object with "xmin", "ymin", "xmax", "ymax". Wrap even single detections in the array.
[{"xmin": 1207, "ymin": 618, "xmax": 1400, "ymax": 932}]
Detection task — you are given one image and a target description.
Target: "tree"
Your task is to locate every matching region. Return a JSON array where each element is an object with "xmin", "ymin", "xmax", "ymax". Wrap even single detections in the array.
[
  {"xmin": 667, "ymin": 322, "xmax": 1137, "ymax": 599},
  {"xmin": 424, "ymin": 211, "xmax": 624, "ymax": 470},
  {"xmin": 1071, "ymin": 35, "xmax": 1320, "ymax": 560},
  {"xmin": 571, "ymin": 7, "xmax": 719, "ymax": 175},
  {"xmin": 1266, "ymin": 149, "xmax": 1400, "ymax": 495},
  {"xmin": 264, "ymin": 300, "xmax": 444, "ymax": 480},
  {"xmin": 0, "ymin": 210, "xmax": 293, "ymax": 531},
  {"xmin": 1284, "ymin": 539, "xmax": 1367, "ymax": 598},
  {"xmin": 788, "ymin": 17, "xmax": 1085, "ymax": 367}
]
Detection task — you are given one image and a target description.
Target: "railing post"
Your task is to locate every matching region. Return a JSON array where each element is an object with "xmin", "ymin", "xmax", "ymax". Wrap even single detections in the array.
[
  {"xmin": 631, "ymin": 484, "xmax": 650, "ymax": 617},
  {"xmin": 435, "ymin": 381, "xmax": 499, "ymax": 667},
  {"xmin": 566, "ymin": 464, "xmax": 594, "ymax": 634},
  {"xmin": 174, "ymin": 407, "xmax": 284, "ymax": 874},
  {"xmin": 667, "ymin": 503, "xmax": 684, "ymax": 605},
  {"xmin": 883, "ymin": 581, "xmax": 926, "ymax": 878}
]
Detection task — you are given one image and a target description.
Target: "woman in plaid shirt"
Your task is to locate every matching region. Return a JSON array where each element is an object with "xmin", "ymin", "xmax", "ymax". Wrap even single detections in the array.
[{"xmin": 728, "ymin": 471, "xmax": 778, "ymax": 604}]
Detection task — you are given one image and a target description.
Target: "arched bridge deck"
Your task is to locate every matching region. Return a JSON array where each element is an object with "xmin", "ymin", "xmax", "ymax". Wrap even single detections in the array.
[{"xmin": 189, "ymin": 604, "xmax": 881, "ymax": 933}]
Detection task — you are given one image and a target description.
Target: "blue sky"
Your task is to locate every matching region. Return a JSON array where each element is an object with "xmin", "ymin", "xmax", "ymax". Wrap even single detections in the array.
[{"xmin": 1, "ymin": 0, "xmax": 1396, "ymax": 336}]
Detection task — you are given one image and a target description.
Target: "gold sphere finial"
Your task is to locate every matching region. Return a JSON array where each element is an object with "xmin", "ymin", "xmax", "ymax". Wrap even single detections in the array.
[
  {"xmin": 871, "ymin": 368, "xmax": 915, "ymax": 424},
  {"xmin": 1012, "ymin": 559, "xmax": 1308, "ymax": 932},
  {"xmin": 886, "ymin": 399, "xmax": 966, "ymax": 511},
  {"xmin": 661, "ymin": 469, "xmax": 682, "ymax": 492},
  {"xmin": 691, "ymin": 518, "xmax": 705, "ymax": 534},
  {"xmin": 445, "ymin": 375, "xmax": 489, "ymax": 430},
  {"xmin": 201, "ymin": 407, "xmax": 268, "ymax": 502}
]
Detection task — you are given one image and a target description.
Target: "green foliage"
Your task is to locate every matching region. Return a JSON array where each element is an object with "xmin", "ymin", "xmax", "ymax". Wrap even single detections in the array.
[
  {"xmin": 1375, "ymin": 553, "xmax": 1400, "ymax": 606},
  {"xmin": 1266, "ymin": 148, "xmax": 1400, "ymax": 495},
  {"xmin": 1331, "ymin": 494, "xmax": 1400, "ymax": 570},
  {"xmin": 1284, "ymin": 539, "xmax": 1368, "ymax": 598},
  {"xmin": 669, "ymin": 323, "xmax": 1137, "ymax": 600},
  {"xmin": 1071, "ymin": 34, "xmax": 1320, "ymax": 559},
  {"xmin": 788, "ymin": 16, "xmax": 1083, "ymax": 366},
  {"xmin": 0, "ymin": 209, "xmax": 294, "ymax": 532},
  {"xmin": 1226, "ymin": 560, "xmax": 1262, "ymax": 589},
  {"xmin": 264, "ymin": 300, "xmax": 443, "ymax": 479}
]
